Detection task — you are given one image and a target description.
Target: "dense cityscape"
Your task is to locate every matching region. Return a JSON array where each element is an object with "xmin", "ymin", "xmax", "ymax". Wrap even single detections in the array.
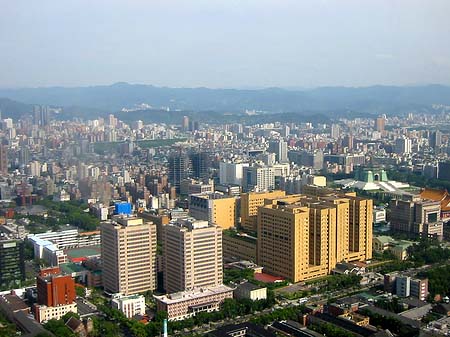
[
  {"xmin": 2, "ymin": 1, "xmax": 450, "ymax": 336},
  {"xmin": 0, "ymin": 104, "xmax": 449, "ymax": 337}
]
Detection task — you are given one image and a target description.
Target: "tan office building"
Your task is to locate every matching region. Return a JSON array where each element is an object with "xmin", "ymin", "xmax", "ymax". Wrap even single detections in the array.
[
  {"xmin": 189, "ymin": 192, "xmax": 238, "ymax": 229},
  {"xmin": 101, "ymin": 216, "xmax": 157, "ymax": 295},
  {"xmin": 257, "ymin": 193, "xmax": 372, "ymax": 282},
  {"xmin": 163, "ymin": 219, "xmax": 223, "ymax": 293},
  {"xmin": 240, "ymin": 190, "xmax": 286, "ymax": 232}
]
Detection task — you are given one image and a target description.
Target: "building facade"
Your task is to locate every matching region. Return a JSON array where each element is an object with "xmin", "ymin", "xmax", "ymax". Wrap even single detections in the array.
[
  {"xmin": 257, "ymin": 193, "xmax": 372, "ymax": 282},
  {"xmin": 101, "ymin": 216, "xmax": 157, "ymax": 295},
  {"xmin": 154, "ymin": 285, "xmax": 233, "ymax": 321},
  {"xmin": 0, "ymin": 239, "xmax": 25, "ymax": 288},
  {"xmin": 163, "ymin": 219, "xmax": 222, "ymax": 293},
  {"xmin": 240, "ymin": 190, "xmax": 286, "ymax": 232},
  {"xmin": 189, "ymin": 192, "xmax": 238, "ymax": 229},
  {"xmin": 111, "ymin": 294, "xmax": 146, "ymax": 318}
]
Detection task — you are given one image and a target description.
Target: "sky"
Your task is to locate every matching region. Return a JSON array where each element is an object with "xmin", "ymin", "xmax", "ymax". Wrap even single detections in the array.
[{"xmin": 1, "ymin": 0, "xmax": 450, "ymax": 89}]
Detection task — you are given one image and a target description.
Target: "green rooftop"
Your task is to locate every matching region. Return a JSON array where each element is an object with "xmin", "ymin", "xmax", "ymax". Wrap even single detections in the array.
[
  {"xmin": 60, "ymin": 262, "xmax": 87, "ymax": 274},
  {"xmin": 65, "ymin": 245, "xmax": 101, "ymax": 259}
]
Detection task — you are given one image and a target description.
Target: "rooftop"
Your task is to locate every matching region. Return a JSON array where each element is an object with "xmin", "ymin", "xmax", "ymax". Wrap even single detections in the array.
[{"xmin": 154, "ymin": 285, "xmax": 233, "ymax": 304}]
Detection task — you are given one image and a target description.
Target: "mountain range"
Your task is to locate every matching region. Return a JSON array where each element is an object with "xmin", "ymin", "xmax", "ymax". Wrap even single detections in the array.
[{"xmin": 1, "ymin": 83, "xmax": 450, "ymax": 122}]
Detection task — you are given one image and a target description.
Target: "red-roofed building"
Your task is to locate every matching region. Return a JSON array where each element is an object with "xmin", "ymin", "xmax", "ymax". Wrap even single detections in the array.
[
  {"xmin": 420, "ymin": 188, "xmax": 450, "ymax": 220},
  {"xmin": 254, "ymin": 273, "xmax": 285, "ymax": 283}
]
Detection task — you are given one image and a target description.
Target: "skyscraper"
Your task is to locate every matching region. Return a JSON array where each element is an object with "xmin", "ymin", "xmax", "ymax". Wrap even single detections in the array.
[
  {"xmin": 101, "ymin": 216, "xmax": 157, "ymax": 295},
  {"xmin": 0, "ymin": 144, "xmax": 8, "ymax": 175},
  {"xmin": 168, "ymin": 153, "xmax": 190, "ymax": 193},
  {"xmin": 375, "ymin": 116, "xmax": 385, "ymax": 134},
  {"xmin": 268, "ymin": 140, "xmax": 288, "ymax": 163},
  {"xmin": 182, "ymin": 116, "xmax": 190, "ymax": 131},
  {"xmin": 330, "ymin": 124, "xmax": 340, "ymax": 139},
  {"xmin": 395, "ymin": 136, "xmax": 412, "ymax": 154},
  {"xmin": 429, "ymin": 130, "xmax": 442, "ymax": 150},
  {"xmin": 163, "ymin": 219, "xmax": 222, "ymax": 293},
  {"xmin": 190, "ymin": 152, "xmax": 210, "ymax": 180},
  {"xmin": 33, "ymin": 105, "xmax": 50, "ymax": 126}
]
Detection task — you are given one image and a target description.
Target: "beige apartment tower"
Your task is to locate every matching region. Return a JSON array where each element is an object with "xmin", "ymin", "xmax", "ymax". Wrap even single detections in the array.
[
  {"xmin": 240, "ymin": 190, "xmax": 286, "ymax": 232},
  {"xmin": 257, "ymin": 193, "xmax": 372, "ymax": 283},
  {"xmin": 101, "ymin": 216, "xmax": 157, "ymax": 295},
  {"xmin": 163, "ymin": 219, "xmax": 223, "ymax": 293}
]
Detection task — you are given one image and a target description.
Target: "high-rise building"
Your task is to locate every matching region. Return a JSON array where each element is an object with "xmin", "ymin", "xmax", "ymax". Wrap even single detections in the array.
[
  {"xmin": 256, "ymin": 193, "xmax": 373, "ymax": 282},
  {"xmin": 330, "ymin": 124, "xmax": 340, "ymax": 139},
  {"xmin": 268, "ymin": 140, "xmax": 288, "ymax": 163},
  {"xmin": 163, "ymin": 219, "xmax": 222, "ymax": 293},
  {"xmin": 242, "ymin": 165, "xmax": 275, "ymax": 192},
  {"xmin": 33, "ymin": 105, "xmax": 50, "ymax": 126},
  {"xmin": 189, "ymin": 192, "xmax": 238, "ymax": 229},
  {"xmin": 375, "ymin": 116, "xmax": 385, "ymax": 134},
  {"xmin": 37, "ymin": 270, "xmax": 76, "ymax": 307},
  {"xmin": 219, "ymin": 162, "xmax": 249, "ymax": 186},
  {"xmin": 342, "ymin": 134, "xmax": 354, "ymax": 151},
  {"xmin": 0, "ymin": 240, "xmax": 25, "ymax": 288},
  {"xmin": 101, "ymin": 216, "xmax": 157, "ymax": 295},
  {"xmin": 190, "ymin": 152, "xmax": 210, "ymax": 180},
  {"xmin": 168, "ymin": 153, "xmax": 190, "ymax": 193},
  {"xmin": 429, "ymin": 130, "xmax": 442, "ymax": 149},
  {"xmin": 19, "ymin": 146, "xmax": 30, "ymax": 167},
  {"xmin": 0, "ymin": 144, "xmax": 7, "ymax": 175},
  {"xmin": 182, "ymin": 116, "xmax": 190, "ymax": 131},
  {"xmin": 395, "ymin": 136, "xmax": 412, "ymax": 154},
  {"xmin": 240, "ymin": 190, "xmax": 286, "ymax": 232}
]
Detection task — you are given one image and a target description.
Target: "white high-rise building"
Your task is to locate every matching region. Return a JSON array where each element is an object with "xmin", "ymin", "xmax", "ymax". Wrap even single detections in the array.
[
  {"xmin": 395, "ymin": 136, "xmax": 412, "ymax": 155},
  {"xmin": 268, "ymin": 140, "xmax": 288, "ymax": 163},
  {"xmin": 219, "ymin": 162, "xmax": 249, "ymax": 185},
  {"xmin": 242, "ymin": 165, "xmax": 275, "ymax": 192}
]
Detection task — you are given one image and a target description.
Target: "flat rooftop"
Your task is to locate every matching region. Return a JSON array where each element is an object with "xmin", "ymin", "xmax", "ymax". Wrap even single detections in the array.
[{"xmin": 154, "ymin": 285, "xmax": 233, "ymax": 304}]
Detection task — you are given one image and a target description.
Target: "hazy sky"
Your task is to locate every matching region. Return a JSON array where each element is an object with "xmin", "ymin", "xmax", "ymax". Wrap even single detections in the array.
[{"xmin": 1, "ymin": 0, "xmax": 450, "ymax": 88}]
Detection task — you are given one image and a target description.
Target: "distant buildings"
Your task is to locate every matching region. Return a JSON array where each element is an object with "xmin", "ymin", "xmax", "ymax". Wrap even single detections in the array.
[
  {"xmin": 168, "ymin": 153, "xmax": 190, "ymax": 193},
  {"xmin": 375, "ymin": 116, "xmax": 386, "ymax": 134},
  {"xmin": 242, "ymin": 165, "xmax": 275, "ymax": 192},
  {"xmin": 395, "ymin": 136, "xmax": 412, "ymax": 155},
  {"xmin": 268, "ymin": 140, "xmax": 288, "ymax": 163},
  {"xmin": 219, "ymin": 162, "xmax": 249, "ymax": 186}
]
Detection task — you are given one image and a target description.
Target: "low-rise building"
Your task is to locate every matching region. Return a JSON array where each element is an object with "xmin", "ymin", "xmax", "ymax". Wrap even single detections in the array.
[
  {"xmin": 111, "ymin": 293, "xmax": 146, "ymax": 318},
  {"xmin": 35, "ymin": 302, "xmax": 77, "ymax": 323},
  {"xmin": 233, "ymin": 282, "xmax": 267, "ymax": 301},
  {"xmin": 373, "ymin": 235, "xmax": 413, "ymax": 260},
  {"xmin": 154, "ymin": 285, "xmax": 233, "ymax": 321}
]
